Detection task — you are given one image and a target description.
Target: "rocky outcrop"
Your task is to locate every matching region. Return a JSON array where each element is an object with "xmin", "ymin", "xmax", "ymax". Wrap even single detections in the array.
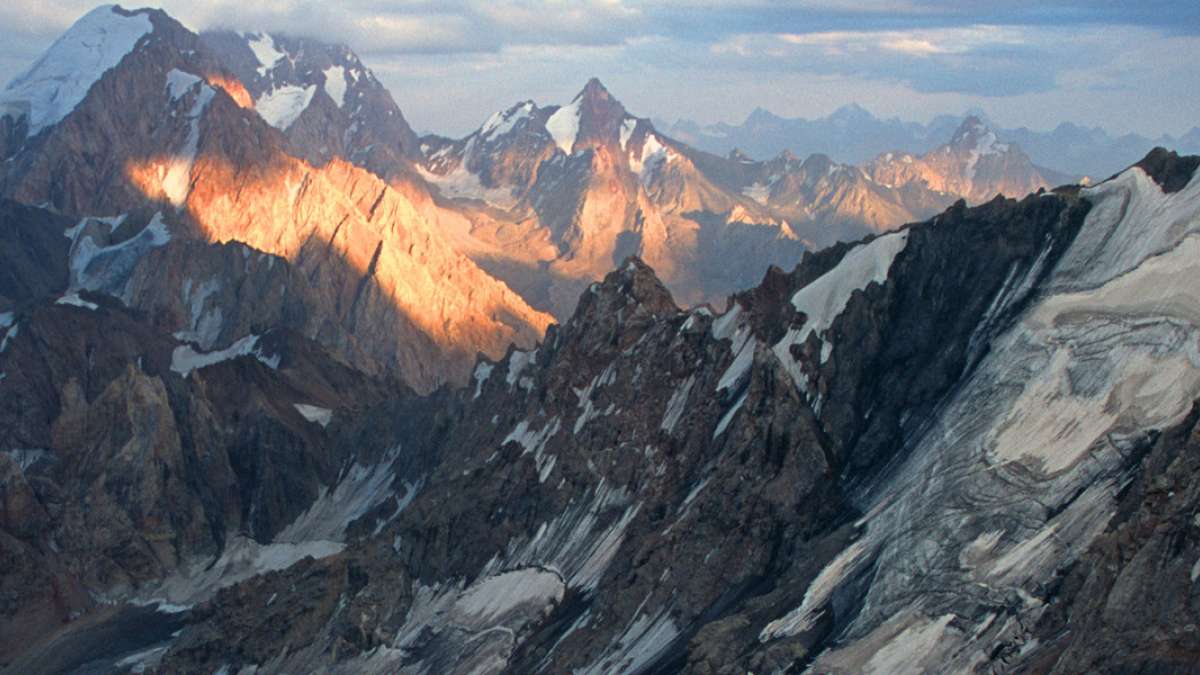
[
  {"xmin": 0, "ymin": 289, "xmax": 402, "ymax": 667},
  {"xmin": 199, "ymin": 30, "xmax": 425, "ymax": 179}
]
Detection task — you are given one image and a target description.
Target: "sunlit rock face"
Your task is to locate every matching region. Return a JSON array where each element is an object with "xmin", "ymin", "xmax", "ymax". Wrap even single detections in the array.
[
  {"xmin": 199, "ymin": 30, "xmax": 425, "ymax": 179},
  {"xmin": 414, "ymin": 85, "xmax": 1060, "ymax": 324},
  {"xmin": 867, "ymin": 116, "xmax": 1055, "ymax": 205},
  {"xmin": 45, "ymin": 153, "xmax": 1183, "ymax": 675},
  {"xmin": 0, "ymin": 6, "xmax": 551, "ymax": 393}
]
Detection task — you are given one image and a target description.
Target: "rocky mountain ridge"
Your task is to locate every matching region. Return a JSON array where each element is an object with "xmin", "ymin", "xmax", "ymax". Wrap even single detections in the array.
[
  {"xmin": 417, "ymin": 80, "xmax": 1057, "ymax": 321},
  {"xmin": 665, "ymin": 103, "xmax": 1200, "ymax": 178},
  {"xmin": 1, "ymin": 149, "xmax": 1190, "ymax": 673},
  {"xmin": 0, "ymin": 5, "xmax": 551, "ymax": 393}
]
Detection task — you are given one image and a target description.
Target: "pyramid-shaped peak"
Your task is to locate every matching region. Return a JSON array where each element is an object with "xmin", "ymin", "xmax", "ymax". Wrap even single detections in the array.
[
  {"xmin": 557, "ymin": 77, "xmax": 629, "ymax": 148},
  {"xmin": 947, "ymin": 115, "xmax": 1014, "ymax": 158},
  {"xmin": 951, "ymin": 116, "xmax": 992, "ymax": 142},
  {"xmin": 746, "ymin": 107, "xmax": 780, "ymax": 125},
  {"xmin": 831, "ymin": 102, "xmax": 873, "ymax": 120},
  {"xmin": 577, "ymin": 77, "xmax": 613, "ymax": 102}
]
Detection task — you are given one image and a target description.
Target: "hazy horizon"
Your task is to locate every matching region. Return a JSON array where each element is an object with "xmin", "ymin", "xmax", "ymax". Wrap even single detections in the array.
[{"xmin": 1, "ymin": 1, "xmax": 1196, "ymax": 139}]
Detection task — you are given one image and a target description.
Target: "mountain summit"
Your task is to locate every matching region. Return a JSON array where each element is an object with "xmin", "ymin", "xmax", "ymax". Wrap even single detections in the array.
[{"xmin": 0, "ymin": 4, "xmax": 552, "ymax": 394}]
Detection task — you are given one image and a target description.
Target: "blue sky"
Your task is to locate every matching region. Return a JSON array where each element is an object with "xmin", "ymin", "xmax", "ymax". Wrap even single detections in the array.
[{"xmin": 1, "ymin": 1, "xmax": 1196, "ymax": 137}]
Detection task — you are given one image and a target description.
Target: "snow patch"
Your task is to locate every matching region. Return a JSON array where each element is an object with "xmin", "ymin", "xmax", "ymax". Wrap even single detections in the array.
[
  {"xmin": 170, "ymin": 334, "xmax": 279, "ymax": 378},
  {"xmin": 506, "ymin": 348, "xmax": 537, "ymax": 388},
  {"xmin": 573, "ymin": 365, "xmax": 617, "ymax": 434},
  {"xmin": 245, "ymin": 33, "xmax": 285, "ymax": 76},
  {"xmin": 480, "ymin": 480, "xmax": 640, "ymax": 591},
  {"xmin": 473, "ymin": 361, "xmax": 494, "ymax": 399},
  {"xmin": 619, "ymin": 117, "xmax": 638, "ymax": 150},
  {"xmin": 773, "ymin": 230, "xmax": 909, "ymax": 392},
  {"xmin": 275, "ymin": 445, "xmax": 409, "ymax": 543},
  {"xmin": 322, "ymin": 65, "xmax": 347, "ymax": 108},
  {"xmin": 577, "ymin": 606, "xmax": 680, "ymax": 675},
  {"xmin": 742, "ymin": 182, "xmax": 771, "ymax": 205},
  {"xmin": 480, "ymin": 101, "xmax": 533, "ymax": 139},
  {"xmin": 174, "ymin": 277, "xmax": 223, "ymax": 349},
  {"xmin": 710, "ymin": 302, "xmax": 743, "ymax": 341},
  {"xmin": 140, "ymin": 536, "xmax": 343, "ymax": 606},
  {"xmin": 416, "ymin": 164, "xmax": 518, "ymax": 210},
  {"xmin": 256, "ymin": 84, "xmax": 316, "ymax": 130},
  {"xmin": 713, "ymin": 391, "xmax": 747, "ymax": 439},
  {"xmin": 0, "ymin": 321, "xmax": 17, "ymax": 353},
  {"xmin": 164, "ymin": 69, "xmax": 201, "ymax": 101},
  {"xmin": 630, "ymin": 133, "xmax": 673, "ymax": 179},
  {"xmin": 545, "ymin": 99, "xmax": 581, "ymax": 154},
  {"xmin": 716, "ymin": 328, "xmax": 756, "ymax": 392},
  {"xmin": 761, "ymin": 539, "xmax": 870, "ymax": 640},
  {"xmin": 504, "ymin": 417, "xmax": 561, "ymax": 482},
  {"xmin": 68, "ymin": 212, "xmax": 171, "ymax": 296},
  {"xmin": 0, "ymin": 6, "xmax": 153, "ymax": 135},
  {"xmin": 452, "ymin": 568, "xmax": 565, "ymax": 627},
  {"xmin": 294, "ymin": 403, "xmax": 333, "ymax": 428},
  {"xmin": 55, "ymin": 292, "xmax": 99, "ymax": 310},
  {"xmin": 3, "ymin": 449, "xmax": 49, "ymax": 474},
  {"xmin": 660, "ymin": 375, "xmax": 695, "ymax": 434}
]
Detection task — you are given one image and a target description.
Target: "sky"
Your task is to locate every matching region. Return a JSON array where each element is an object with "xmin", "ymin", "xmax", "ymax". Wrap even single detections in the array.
[{"xmin": 0, "ymin": 1, "xmax": 1196, "ymax": 138}]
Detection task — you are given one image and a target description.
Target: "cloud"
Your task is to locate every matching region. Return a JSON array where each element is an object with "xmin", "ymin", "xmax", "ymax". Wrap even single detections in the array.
[
  {"xmin": 0, "ymin": 1, "xmax": 1195, "ymax": 138},
  {"xmin": 708, "ymin": 25, "xmax": 1070, "ymax": 96}
]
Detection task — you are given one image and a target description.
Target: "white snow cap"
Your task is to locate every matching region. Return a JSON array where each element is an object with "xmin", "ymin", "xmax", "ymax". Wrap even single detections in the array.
[
  {"xmin": 480, "ymin": 101, "xmax": 534, "ymax": 140},
  {"xmin": 0, "ymin": 5, "xmax": 154, "ymax": 135}
]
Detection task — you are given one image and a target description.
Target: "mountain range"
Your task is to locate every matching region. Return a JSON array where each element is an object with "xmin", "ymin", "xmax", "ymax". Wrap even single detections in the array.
[
  {"xmin": 664, "ymin": 103, "xmax": 1200, "ymax": 179},
  {"xmin": 0, "ymin": 4, "xmax": 1198, "ymax": 674},
  {"xmin": 416, "ymin": 81, "xmax": 1060, "ymax": 319}
]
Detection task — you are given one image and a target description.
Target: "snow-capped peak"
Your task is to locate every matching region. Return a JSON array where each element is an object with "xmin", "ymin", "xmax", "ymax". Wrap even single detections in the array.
[
  {"xmin": 950, "ymin": 116, "xmax": 1009, "ymax": 156},
  {"xmin": 480, "ymin": 101, "xmax": 534, "ymax": 140},
  {"xmin": 0, "ymin": 5, "xmax": 154, "ymax": 135},
  {"xmin": 948, "ymin": 116, "xmax": 1013, "ymax": 180}
]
